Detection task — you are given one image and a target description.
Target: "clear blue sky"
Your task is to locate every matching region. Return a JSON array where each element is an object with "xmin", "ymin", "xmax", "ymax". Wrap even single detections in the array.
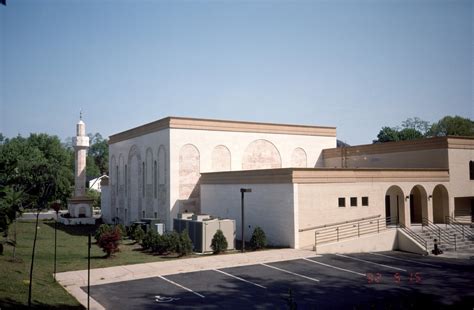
[{"xmin": 1, "ymin": 0, "xmax": 472, "ymax": 145}]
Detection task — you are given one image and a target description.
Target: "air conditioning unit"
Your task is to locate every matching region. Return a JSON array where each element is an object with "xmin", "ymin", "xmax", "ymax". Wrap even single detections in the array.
[{"xmin": 155, "ymin": 223, "xmax": 165, "ymax": 235}]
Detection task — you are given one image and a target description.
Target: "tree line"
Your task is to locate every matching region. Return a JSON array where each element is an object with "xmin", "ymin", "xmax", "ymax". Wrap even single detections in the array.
[
  {"xmin": 374, "ymin": 115, "xmax": 473, "ymax": 143},
  {"xmin": 0, "ymin": 132, "xmax": 108, "ymax": 234}
]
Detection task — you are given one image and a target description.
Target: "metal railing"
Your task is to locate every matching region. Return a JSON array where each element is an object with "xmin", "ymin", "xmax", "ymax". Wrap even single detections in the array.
[
  {"xmin": 421, "ymin": 217, "xmax": 453, "ymax": 246},
  {"xmin": 312, "ymin": 215, "xmax": 397, "ymax": 251},
  {"xmin": 398, "ymin": 223, "xmax": 428, "ymax": 253},
  {"xmin": 445, "ymin": 216, "xmax": 474, "ymax": 240}
]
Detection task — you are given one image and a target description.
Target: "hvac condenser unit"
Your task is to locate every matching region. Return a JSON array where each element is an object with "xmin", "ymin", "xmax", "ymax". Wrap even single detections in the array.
[{"xmin": 174, "ymin": 213, "xmax": 236, "ymax": 253}]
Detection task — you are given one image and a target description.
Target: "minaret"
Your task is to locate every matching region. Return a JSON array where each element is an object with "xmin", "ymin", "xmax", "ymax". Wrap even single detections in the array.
[
  {"xmin": 73, "ymin": 112, "xmax": 89, "ymax": 197},
  {"xmin": 62, "ymin": 112, "xmax": 96, "ymax": 225}
]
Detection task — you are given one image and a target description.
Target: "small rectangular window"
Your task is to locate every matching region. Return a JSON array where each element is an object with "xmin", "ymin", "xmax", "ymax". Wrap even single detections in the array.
[
  {"xmin": 142, "ymin": 210, "xmax": 145, "ymax": 218},
  {"xmin": 154, "ymin": 212, "xmax": 157, "ymax": 218},
  {"xmin": 338, "ymin": 198, "xmax": 346, "ymax": 207},
  {"xmin": 350, "ymin": 197, "xmax": 357, "ymax": 207},
  {"xmin": 362, "ymin": 197, "xmax": 369, "ymax": 206},
  {"xmin": 470, "ymin": 161, "xmax": 474, "ymax": 180}
]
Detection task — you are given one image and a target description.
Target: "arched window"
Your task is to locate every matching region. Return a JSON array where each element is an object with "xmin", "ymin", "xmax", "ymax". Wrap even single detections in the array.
[
  {"xmin": 154, "ymin": 161, "xmax": 157, "ymax": 198},
  {"xmin": 142, "ymin": 162, "xmax": 145, "ymax": 197},
  {"xmin": 125, "ymin": 164, "xmax": 128, "ymax": 197}
]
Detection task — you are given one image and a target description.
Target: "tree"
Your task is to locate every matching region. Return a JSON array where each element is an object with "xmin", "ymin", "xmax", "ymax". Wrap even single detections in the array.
[
  {"xmin": 398, "ymin": 128, "xmax": 423, "ymax": 141},
  {"xmin": 0, "ymin": 134, "xmax": 73, "ymax": 208},
  {"xmin": 97, "ymin": 226, "xmax": 122, "ymax": 257},
  {"xmin": 429, "ymin": 116, "xmax": 474, "ymax": 137},
  {"xmin": 211, "ymin": 229, "xmax": 228, "ymax": 254},
  {"xmin": 250, "ymin": 226, "xmax": 267, "ymax": 250},
  {"xmin": 401, "ymin": 117, "xmax": 430, "ymax": 135},
  {"xmin": 375, "ymin": 116, "xmax": 473, "ymax": 143},
  {"xmin": 88, "ymin": 133, "xmax": 109, "ymax": 175},
  {"xmin": 86, "ymin": 188, "xmax": 101, "ymax": 209},
  {"xmin": 376, "ymin": 127, "xmax": 400, "ymax": 143},
  {"xmin": 0, "ymin": 186, "xmax": 25, "ymax": 257}
]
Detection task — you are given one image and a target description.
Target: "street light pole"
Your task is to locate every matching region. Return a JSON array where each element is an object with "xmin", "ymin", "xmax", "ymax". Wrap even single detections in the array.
[
  {"xmin": 51, "ymin": 201, "xmax": 61, "ymax": 281},
  {"xmin": 240, "ymin": 188, "xmax": 252, "ymax": 253}
]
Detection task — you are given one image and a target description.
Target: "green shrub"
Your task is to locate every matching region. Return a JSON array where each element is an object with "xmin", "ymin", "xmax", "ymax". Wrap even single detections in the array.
[
  {"xmin": 250, "ymin": 226, "xmax": 267, "ymax": 250},
  {"xmin": 141, "ymin": 230, "xmax": 156, "ymax": 250},
  {"xmin": 116, "ymin": 224, "xmax": 127, "ymax": 239},
  {"xmin": 95, "ymin": 224, "xmax": 111, "ymax": 242},
  {"xmin": 151, "ymin": 233, "xmax": 169, "ymax": 255},
  {"xmin": 128, "ymin": 223, "xmax": 139, "ymax": 238},
  {"xmin": 166, "ymin": 231, "xmax": 180, "ymax": 253},
  {"xmin": 97, "ymin": 226, "xmax": 121, "ymax": 257},
  {"xmin": 211, "ymin": 229, "xmax": 228, "ymax": 254},
  {"xmin": 132, "ymin": 226, "xmax": 145, "ymax": 243},
  {"xmin": 177, "ymin": 229, "xmax": 193, "ymax": 256}
]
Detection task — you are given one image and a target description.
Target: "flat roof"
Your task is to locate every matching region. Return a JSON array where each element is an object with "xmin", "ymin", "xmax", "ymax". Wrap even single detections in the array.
[
  {"xmin": 109, "ymin": 116, "xmax": 337, "ymax": 144},
  {"xmin": 322, "ymin": 136, "xmax": 474, "ymax": 158},
  {"xmin": 200, "ymin": 167, "xmax": 449, "ymax": 184}
]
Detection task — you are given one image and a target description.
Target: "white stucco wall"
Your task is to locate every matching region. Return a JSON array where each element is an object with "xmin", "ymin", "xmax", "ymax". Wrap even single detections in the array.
[
  {"xmin": 106, "ymin": 129, "xmax": 171, "ymax": 227},
  {"xmin": 448, "ymin": 148, "xmax": 474, "ymax": 198},
  {"xmin": 448, "ymin": 148, "xmax": 474, "ymax": 222},
  {"xmin": 297, "ymin": 181, "xmax": 449, "ymax": 249},
  {"xmin": 169, "ymin": 128, "xmax": 335, "ymax": 226},
  {"xmin": 314, "ymin": 229, "xmax": 398, "ymax": 254},
  {"xmin": 200, "ymin": 183, "xmax": 296, "ymax": 248},
  {"xmin": 324, "ymin": 149, "xmax": 449, "ymax": 169},
  {"xmin": 107, "ymin": 125, "xmax": 335, "ymax": 229}
]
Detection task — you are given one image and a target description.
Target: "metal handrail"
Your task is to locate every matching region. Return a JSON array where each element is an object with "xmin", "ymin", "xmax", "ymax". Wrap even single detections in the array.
[
  {"xmin": 421, "ymin": 217, "xmax": 452, "ymax": 246},
  {"xmin": 398, "ymin": 223, "xmax": 428, "ymax": 253},
  {"xmin": 300, "ymin": 214, "xmax": 381, "ymax": 232},
  {"xmin": 445, "ymin": 216, "xmax": 474, "ymax": 239},
  {"xmin": 314, "ymin": 216, "xmax": 395, "ymax": 250}
]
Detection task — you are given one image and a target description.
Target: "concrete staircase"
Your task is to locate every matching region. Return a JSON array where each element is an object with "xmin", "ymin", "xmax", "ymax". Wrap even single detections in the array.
[{"xmin": 413, "ymin": 225, "xmax": 474, "ymax": 253}]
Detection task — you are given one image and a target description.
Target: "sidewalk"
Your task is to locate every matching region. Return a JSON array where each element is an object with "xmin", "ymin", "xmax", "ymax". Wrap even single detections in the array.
[{"xmin": 56, "ymin": 248, "xmax": 317, "ymax": 310}]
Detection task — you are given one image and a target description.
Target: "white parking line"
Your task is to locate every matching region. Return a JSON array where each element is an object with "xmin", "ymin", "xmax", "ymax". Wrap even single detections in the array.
[
  {"xmin": 158, "ymin": 276, "xmax": 205, "ymax": 298},
  {"xmin": 302, "ymin": 258, "xmax": 365, "ymax": 277},
  {"xmin": 369, "ymin": 252, "xmax": 440, "ymax": 268},
  {"xmin": 261, "ymin": 263, "xmax": 320, "ymax": 282},
  {"xmin": 214, "ymin": 269, "xmax": 267, "ymax": 289},
  {"xmin": 335, "ymin": 254, "xmax": 407, "ymax": 272}
]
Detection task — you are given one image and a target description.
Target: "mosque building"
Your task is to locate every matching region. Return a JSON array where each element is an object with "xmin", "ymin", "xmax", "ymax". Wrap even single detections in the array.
[{"xmin": 101, "ymin": 116, "xmax": 474, "ymax": 251}]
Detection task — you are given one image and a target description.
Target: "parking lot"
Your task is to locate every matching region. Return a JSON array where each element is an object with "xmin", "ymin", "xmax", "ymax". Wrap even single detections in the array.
[{"xmin": 85, "ymin": 251, "xmax": 474, "ymax": 309}]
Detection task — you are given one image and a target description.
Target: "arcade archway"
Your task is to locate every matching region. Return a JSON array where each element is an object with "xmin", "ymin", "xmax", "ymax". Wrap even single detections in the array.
[
  {"xmin": 433, "ymin": 184, "xmax": 449, "ymax": 223},
  {"xmin": 385, "ymin": 185, "xmax": 404, "ymax": 225},
  {"xmin": 409, "ymin": 185, "xmax": 428, "ymax": 224}
]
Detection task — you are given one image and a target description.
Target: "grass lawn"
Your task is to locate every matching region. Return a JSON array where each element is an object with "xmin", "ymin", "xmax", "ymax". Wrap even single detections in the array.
[{"xmin": 0, "ymin": 219, "xmax": 184, "ymax": 309}]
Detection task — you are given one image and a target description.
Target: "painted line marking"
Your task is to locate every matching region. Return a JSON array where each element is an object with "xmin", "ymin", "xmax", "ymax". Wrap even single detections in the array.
[
  {"xmin": 158, "ymin": 276, "xmax": 205, "ymax": 298},
  {"xmin": 214, "ymin": 269, "xmax": 267, "ymax": 289},
  {"xmin": 261, "ymin": 263, "xmax": 320, "ymax": 282},
  {"xmin": 369, "ymin": 252, "xmax": 440, "ymax": 268},
  {"xmin": 303, "ymin": 258, "xmax": 365, "ymax": 277},
  {"xmin": 335, "ymin": 254, "xmax": 407, "ymax": 272}
]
